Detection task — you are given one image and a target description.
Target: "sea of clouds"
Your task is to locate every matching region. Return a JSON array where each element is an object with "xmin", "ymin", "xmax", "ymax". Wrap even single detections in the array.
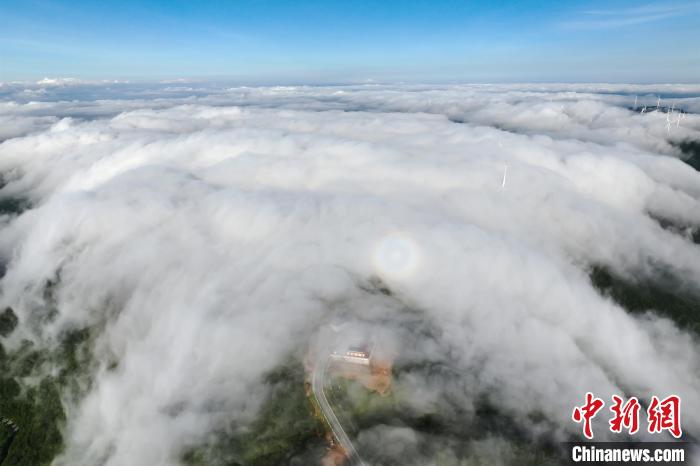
[{"xmin": 0, "ymin": 81, "xmax": 699, "ymax": 465}]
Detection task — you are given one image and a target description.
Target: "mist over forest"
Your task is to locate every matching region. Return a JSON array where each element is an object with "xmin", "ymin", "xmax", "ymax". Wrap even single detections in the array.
[{"xmin": 1, "ymin": 81, "xmax": 699, "ymax": 465}]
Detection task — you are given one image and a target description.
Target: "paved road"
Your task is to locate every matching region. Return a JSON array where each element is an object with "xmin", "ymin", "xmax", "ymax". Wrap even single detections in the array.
[
  {"xmin": 312, "ymin": 355, "xmax": 365, "ymax": 466},
  {"xmin": 0, "ymin": 417, "xmax": 19, "ymax": 465}
]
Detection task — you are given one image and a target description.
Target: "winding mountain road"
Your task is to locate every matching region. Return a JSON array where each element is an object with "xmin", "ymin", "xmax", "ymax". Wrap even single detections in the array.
[{"xmin": 312, "ymin": 355, "xmax": 365, "ymax": 466}]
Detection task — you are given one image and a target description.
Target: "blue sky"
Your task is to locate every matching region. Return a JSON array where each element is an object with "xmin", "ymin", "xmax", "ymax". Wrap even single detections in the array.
[{"xmin": 1, "ymin": 0, "xmax": 699, "ymax": 83}]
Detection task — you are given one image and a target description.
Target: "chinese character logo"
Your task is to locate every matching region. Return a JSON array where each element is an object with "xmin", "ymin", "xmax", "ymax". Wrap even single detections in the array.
[
  {"xmin": 572, "ymin": 393, "xmax": 682, "ymax": 439},
  {"xmin": 609, "ymin": 395, "xmax": 640, "ymax": 435},
  {"xmin": 572, "ymin": 392, "xmax": 605, "ymax": 439},
  {"xmin": 648, "ymin": 395, "xmax": 682, "ymax": 438}
]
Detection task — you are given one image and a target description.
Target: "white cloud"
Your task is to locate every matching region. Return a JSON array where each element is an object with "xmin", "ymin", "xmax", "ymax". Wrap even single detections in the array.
[
  {"xmin": 0, "ymin": 83, "xmax": 699, "ymax": 464},
  {"xmin": 35, "ymin": 77, "xmax": 82, "ymax": 86},
  {"xmin": 561, "ymin": 2, "xmax": 700, "ymax": 29}
]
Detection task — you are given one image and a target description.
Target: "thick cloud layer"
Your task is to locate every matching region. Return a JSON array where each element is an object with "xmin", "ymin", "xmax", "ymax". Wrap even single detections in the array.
[{"xmin": 0, "ymin": 83, "xmax": 699, "ymax": 465}]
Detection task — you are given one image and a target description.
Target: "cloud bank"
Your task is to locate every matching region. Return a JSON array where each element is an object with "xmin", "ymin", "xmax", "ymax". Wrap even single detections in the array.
[{"xmin": 0, "ymin": 83, "xmax": 699, "ymax": 465}]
